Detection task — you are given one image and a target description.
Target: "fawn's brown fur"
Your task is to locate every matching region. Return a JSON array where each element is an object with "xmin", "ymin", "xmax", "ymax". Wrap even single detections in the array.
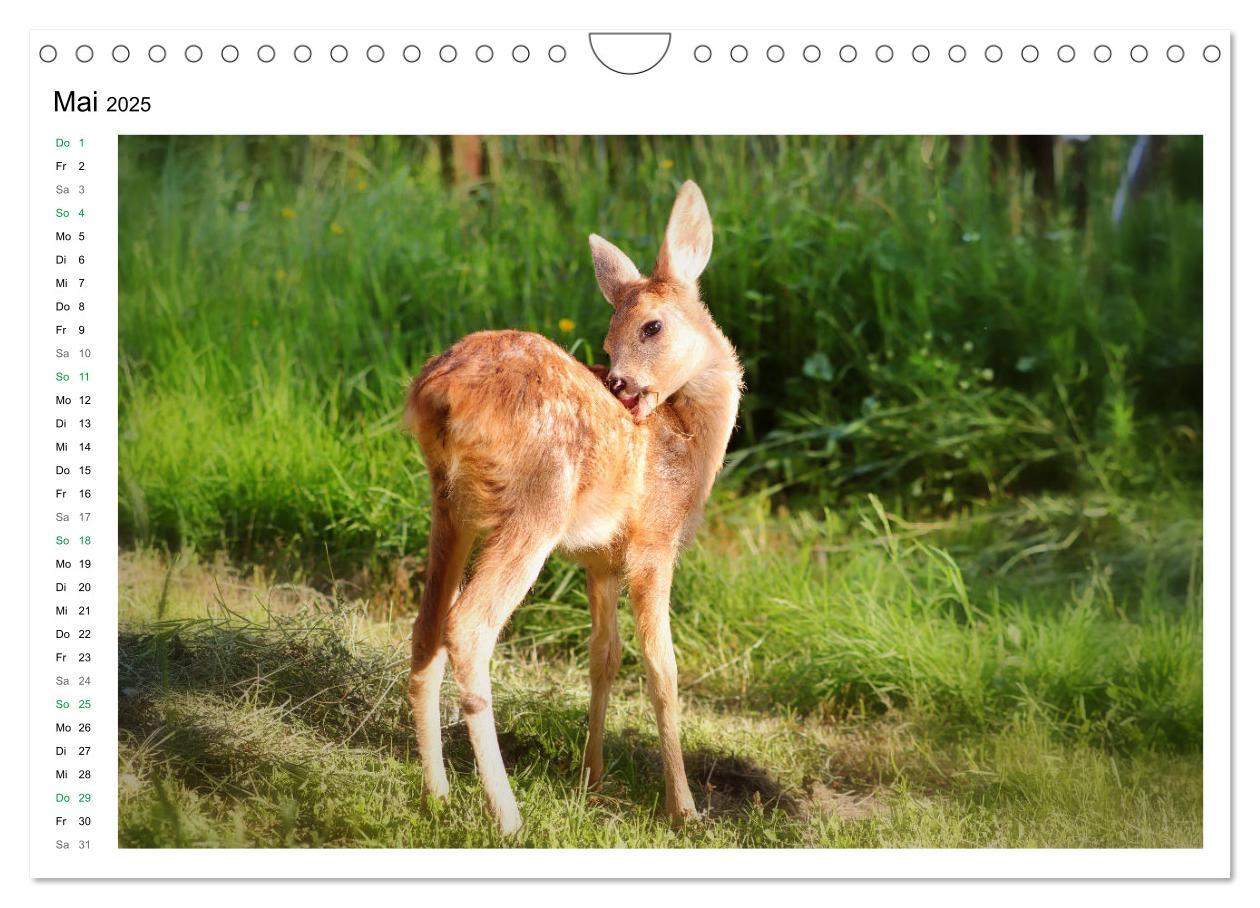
[{"xmin": 404, "ymin": 181, "xmax": 742, "ymax": 834}]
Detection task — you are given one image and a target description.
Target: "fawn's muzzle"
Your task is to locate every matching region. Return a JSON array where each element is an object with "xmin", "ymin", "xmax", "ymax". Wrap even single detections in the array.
[{"xmin": 606, "ymin": 372, "xmax": 647, "ymax": 416}]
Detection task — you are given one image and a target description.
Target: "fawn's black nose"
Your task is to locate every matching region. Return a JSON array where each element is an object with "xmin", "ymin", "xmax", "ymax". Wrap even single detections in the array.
[{"xmin": 607, "ymin": 375, "xmax": 627, "ymax": 396}]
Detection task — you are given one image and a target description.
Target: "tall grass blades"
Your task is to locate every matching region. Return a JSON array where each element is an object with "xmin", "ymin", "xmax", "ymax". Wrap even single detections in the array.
[{"xmin": 119, "ymin": 136, "xmax": 1202, "ymax": 569}]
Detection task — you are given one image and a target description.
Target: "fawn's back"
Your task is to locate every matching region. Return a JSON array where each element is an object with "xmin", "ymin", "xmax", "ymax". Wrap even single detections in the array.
[{"xmin": 406, "ymin": 328, "xmax": 650, "ymax": 558}]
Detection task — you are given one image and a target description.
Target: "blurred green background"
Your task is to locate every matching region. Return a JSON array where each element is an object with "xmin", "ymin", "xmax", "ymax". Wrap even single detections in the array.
[{"xmin": 117, "ymin": 136, "xmax": 1203, "ymax": 848}]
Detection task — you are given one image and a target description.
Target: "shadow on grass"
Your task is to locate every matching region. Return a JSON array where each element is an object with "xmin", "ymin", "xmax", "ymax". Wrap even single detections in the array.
[
  {"xmin": 442, "ymin": 720, "xmax": 800, "ymax": 818},
  {"xmin": 119, "ymin": 623, "xmax": 805, "ymax": 821},
  {"xmin": 608, "ymin": 727, "xmax": 800, "ymax": 817}
]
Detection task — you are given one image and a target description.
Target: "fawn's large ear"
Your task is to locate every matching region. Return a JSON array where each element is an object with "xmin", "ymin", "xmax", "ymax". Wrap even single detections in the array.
[
  {"xmin": 654, "ymin": 180, "xmax": 713, "ymax": 285},
  {"xmin": 589, "ymin": 234, "xmax": 641, "ymax": 307}
]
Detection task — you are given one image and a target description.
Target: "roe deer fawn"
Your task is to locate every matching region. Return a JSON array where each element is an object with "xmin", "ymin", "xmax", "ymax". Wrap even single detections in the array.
[{"xmin": 405, "ymin": 181, "xmax": 742, "ymax": 834}]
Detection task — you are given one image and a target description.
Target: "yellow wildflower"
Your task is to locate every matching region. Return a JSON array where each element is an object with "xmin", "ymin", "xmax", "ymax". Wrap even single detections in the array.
[
  {"xmin": 280, "ymin": 207, "xmax": 296, "ymax": 219},
  {"xmin": 558, "ymin": 318, "xmax": 576, "ymax": 333},
  {"xmin": 660, "ymin": 158, "xmax": 674, "ymax": 170},
  {"xmin": 330, "ymin": 222, "xmax": 345, "ymax": 235}
]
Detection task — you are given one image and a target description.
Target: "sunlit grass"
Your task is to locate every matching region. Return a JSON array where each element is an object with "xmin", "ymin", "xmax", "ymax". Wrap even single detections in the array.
[{"xmin": 118, "ymin": 498, "xmax": 1202, "ymax": 848}]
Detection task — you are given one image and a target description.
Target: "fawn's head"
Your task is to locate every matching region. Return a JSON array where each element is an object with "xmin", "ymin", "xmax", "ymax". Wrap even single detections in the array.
[{"xmin": 589, "ymin": 180, "xmax": 724, "ymax": 421}]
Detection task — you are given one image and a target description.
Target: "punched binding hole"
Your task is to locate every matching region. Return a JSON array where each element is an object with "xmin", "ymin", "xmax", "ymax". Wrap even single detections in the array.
[
  {"xmin": 39, "ymin": 44, "xmax": 57, "ymax": 62},
  {"xmin": 1021, "ymin": 44, "xmax": 1039, "ymax": 63},
  {"xmin": 588, "ymin": 33, "xmax": 669, "ymax": 73},
  {"xmin": 1057, "ymin": 44, "xmax": 1075, "ymax": 63},
  {"xmin": 221, "ymin": 45, "xmax": 239, "ymax": 63},
  {"xmin": 75, "ymin": 44, "xmax": 94, "ymax": 63},
  {"xmin": 730, "ymin": 44, "xmax": 748, "ymax": 63},
  {"xmin": 803, "ymin": 44, "xmax": 821, "ymax": 63},
  {"xmin": 257, "ymin": 45, "xmax": 275, "ymax": 63},
  {"xmin": 1166, "ymin": 44, "xmax": 1184, "ymax": 63},
  {"xmin": 1203, "ymin": 44, "xmax": 1221, "ymax": 62},
  {"xmin": 875, "ymin": 44, "xmax": 893, "ymax": 62},
  {"xmin": 1094, "ymin": 44, "xmax": 1112, "ymax": 62},
  {"xmin": 766, "ymin": 44, "xmax": 784, "ymax": 62},
  {"xmin": 839, "ymin": 44, "xmax": 857, "ymax": 62},
  {"xmin": 548, "ymin": 44, "xmax": 566, "ymax": 62},
  {"xmin": 512, "ymin": 45, "xmax": 529, "ymax": 62},
  {"xmin": 694, "ymin": 44, "xmax": 712, "ymax": 62},
  {"xmin": 185, "ymin": 44, "xmax": 203, "ymax": 63},
  {"xmin": 112, "ymin": 45, "xmax": 130, "ymax": 63},
  {"xmin": 1130, "ymin": 44, "xmax": 1148, "ymax": 62},
  {"xmin": 948, "ymin": 44, "xmax": 966, "ymax": 63},
  {"xmin": 912, "ymin": 44, "xmax": 929, "ymax": 63},
  {"xmin": 476, "ymin": 45, "xmax": 493, "ymax": 63},
  {"xmin": 367, "ymin": 44, "xmax": 385, "ymax": 63},
  {"xmin": 403, "ymin": 45, "xmax": 421, "ymax": 62},
  {"xmin": 294, "ymin": 44, "xmax": 312, "ymax": 63},
  {"xmin": 984, "ymin": 44, "xmax": 1003, "ymax": 62}
]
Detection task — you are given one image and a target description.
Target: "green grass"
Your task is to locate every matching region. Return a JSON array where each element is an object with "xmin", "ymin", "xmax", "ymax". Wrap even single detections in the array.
[
  {"xmin": 117, "ymin": 135, "xmax": 1203, "ymax": 848},
  {"xmin": 118, "ymin": 492, "xmax": 1201, "ymax": 848}
]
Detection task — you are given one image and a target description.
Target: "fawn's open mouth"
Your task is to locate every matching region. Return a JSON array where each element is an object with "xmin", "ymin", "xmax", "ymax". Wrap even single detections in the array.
[{"xmin": 616, "ymin": 389, "xmax": 656, "ymax": 419}]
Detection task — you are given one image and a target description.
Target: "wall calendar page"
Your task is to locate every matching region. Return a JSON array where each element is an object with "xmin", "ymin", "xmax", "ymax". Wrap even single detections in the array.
[{"xmin": 11, "ymin": 2, "xmax": 1246, "ymax": 900}]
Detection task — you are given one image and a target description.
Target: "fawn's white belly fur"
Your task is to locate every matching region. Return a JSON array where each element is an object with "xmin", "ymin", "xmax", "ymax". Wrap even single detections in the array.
[{"xmin": 559, "ymin": 478, "xmax": 634, "ymax": 554}]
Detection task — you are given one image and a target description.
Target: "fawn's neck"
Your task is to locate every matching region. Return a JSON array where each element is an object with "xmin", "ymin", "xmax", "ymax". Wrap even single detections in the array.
[{"xmin": 670, "ymin": 331, "xmax": 742, "ymax": 498}]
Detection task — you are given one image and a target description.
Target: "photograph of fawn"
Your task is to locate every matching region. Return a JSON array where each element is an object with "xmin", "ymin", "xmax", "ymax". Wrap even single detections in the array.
[{"xmin": 118, "ymin": 135, "xmax": 1203, "ymax": 849}]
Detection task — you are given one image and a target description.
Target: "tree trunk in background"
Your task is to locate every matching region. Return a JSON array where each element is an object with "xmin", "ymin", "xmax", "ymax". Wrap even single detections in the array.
[{"xmin": 452, "ymin": 135, "xmax": 484, "ymax": 183}]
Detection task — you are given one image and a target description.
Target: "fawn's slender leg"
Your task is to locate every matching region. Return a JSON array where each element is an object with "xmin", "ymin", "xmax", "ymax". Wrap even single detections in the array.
[
  {"xmin": 409, "ymin": 495, "xmax": 474, "ymax": 799},
  {"xmin": 581, "ymin": 568, "xmax": 622, "ymax": 787},
  {"xmin": 445, "ymin": 529, "xmax": 556, "ymax": 835},
  {"xmin": 627, "ymin": 553, "xmax": 697, "ymax": 820}
]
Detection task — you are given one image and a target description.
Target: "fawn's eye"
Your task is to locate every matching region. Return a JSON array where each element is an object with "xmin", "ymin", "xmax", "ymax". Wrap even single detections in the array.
[{"xmin": 642, "ymin": 320, "xmax": 662, "ymax": 339}]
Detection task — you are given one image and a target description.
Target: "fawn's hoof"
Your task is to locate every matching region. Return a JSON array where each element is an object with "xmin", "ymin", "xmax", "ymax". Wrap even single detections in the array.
[
  {"xmin": 580, "ymin": 763, "xmax": 605, "ymax": 790},
  {"xmin": 666, "ymin": 796, "xmax": 700, "ymax": 825},
  {"xmin": 424, "ymin": 778, "xmax": 450, "ymax": 801},
  {"xmin": 495, "ymin": 806, "xmax": 524, "ymax": 837}
]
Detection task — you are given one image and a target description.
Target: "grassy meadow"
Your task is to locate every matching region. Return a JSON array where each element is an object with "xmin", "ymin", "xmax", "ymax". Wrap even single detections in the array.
[{"xmin": 118, "ymin": 135, "xmax": 1203, "ymax": 848}]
